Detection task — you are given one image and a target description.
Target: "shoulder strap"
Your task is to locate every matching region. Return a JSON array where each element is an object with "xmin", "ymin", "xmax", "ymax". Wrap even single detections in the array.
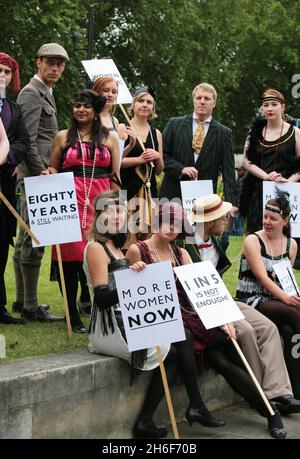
[
  {"xmin": 253, "ymin": 232, "xmax": 266, "ymax": 254},
  {"xmin": 99, "ymin": 242, "xmax": 117, "ymax": 261}
]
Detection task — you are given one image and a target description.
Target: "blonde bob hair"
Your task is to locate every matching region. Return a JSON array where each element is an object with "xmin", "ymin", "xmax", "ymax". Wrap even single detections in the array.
[{"xmin": 127, "ymin": 91, "xmax": 157, "ymax": 120}]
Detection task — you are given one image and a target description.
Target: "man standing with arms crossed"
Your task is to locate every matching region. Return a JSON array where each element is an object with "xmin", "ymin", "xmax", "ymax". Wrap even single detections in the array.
[{"xmin": 13, "ymin": 43, "xmax": 69, "ymax": 322}]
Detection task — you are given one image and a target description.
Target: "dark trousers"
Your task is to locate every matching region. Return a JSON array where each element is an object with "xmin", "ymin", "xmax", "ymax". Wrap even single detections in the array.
[{"xmin": 0, "ymin": 238, "xmax": 9, "ymax": 310}]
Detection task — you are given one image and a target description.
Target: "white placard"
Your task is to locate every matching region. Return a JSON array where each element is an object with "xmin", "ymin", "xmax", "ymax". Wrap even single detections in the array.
[
  {"xmin": 81, "ymin": 59, "xmax": 132, "ymax": 104},
  {"xmin": 273, "ymin": 258, "xmax": 300, "ymax": 296},
  {"xmin": 174, "ymin": 261, "xmax": 244, "ymax": 329},
  {"xmin": 114, "ymin": 261, "xmax": 186, "ymax": 352},
  {"xmin": 24, "ymin": 173, "xmax": 82, "ymax": 248},
  {"xmin": 180, "ymin": 180, "xmax": 213, "ymax": 222},
  {"xmin": 263, "ymin": 182, "xmax": 300, "ymax": 237}
]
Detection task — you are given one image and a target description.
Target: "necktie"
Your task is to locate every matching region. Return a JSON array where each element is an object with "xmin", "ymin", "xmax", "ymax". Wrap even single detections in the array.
[
  {"xmin": 192, "ymin": 120, "xmax": 205, "ymax": 154},
  {"xmin": 198, "ymin": 243, "xmax": 213, "ymax": 249}
]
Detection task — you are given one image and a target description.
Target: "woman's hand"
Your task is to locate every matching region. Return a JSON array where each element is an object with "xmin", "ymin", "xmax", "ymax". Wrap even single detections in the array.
[
  {"xmin": 283, "ymin": 294, "xmax": 300, "ymax": 307},
  {"xmin": 220, "ymin": 322, "xmax": 237, "ymax": 340},
  {"xmin": 130, "ymin": 261, "xmax": 147, "ymax": 272},
  {"xmin": 141, "ymin": 148, "xmax": 160, "ymax": 162},
  {"xmin": 48, "ymin": 166, "xmax": 58, "ymax": 174},
  {"xmin": 126, "ymin": 126, "xmax": 137, "ymax": 149},
  {"xmin": 267, "ymin": 171, "xmax": 282, "ymax": 181}
]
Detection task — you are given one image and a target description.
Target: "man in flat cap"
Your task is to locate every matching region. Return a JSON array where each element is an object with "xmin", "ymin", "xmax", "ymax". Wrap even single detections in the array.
[
  {"xmin": 0, "ymin": 51, "xmax": 29, "ymax": 325},
  {"xmin": 13, "ymin": 43, "xmax": 69, "ymax": 323}
]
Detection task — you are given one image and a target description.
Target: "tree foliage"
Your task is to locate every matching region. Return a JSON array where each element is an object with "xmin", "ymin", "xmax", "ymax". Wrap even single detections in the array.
[{"xmin": 1, "ymin": 0, "xmax": 300, "ymax": 150}]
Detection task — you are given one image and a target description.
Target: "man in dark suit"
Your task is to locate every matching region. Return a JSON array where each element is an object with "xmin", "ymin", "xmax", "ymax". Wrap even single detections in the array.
[
  {"xmin": 13, "ymin": 43, "xmax": 69, "ymax": 323},
  {"xmin": 0, "ymin": 52, "xmax": 29, "ymax": 325},
  {"xmin": 159, "ymin": 83, "xmax": 238, "ymax": 216}
]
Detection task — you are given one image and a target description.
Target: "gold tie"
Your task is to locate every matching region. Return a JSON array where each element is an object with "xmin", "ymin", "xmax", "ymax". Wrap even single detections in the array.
[{"xmin": 192, "ymin": 120, "xmax": 206, "ymax": 154}]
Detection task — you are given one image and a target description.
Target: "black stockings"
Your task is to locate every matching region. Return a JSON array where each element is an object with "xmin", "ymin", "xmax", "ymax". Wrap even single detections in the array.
[
  {"xmin": 257, "ymin": 300, "xmax": 300, "ymax": 398},
  {"xmin": 138, "ymin": 329, "xmax": 205, "ymax": 422}
]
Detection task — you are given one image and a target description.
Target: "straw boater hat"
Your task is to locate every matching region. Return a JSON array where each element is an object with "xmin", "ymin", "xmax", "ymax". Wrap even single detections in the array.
[{"xmin": 190, "ymin": 194, "xmax": 232, "ymax": 223}]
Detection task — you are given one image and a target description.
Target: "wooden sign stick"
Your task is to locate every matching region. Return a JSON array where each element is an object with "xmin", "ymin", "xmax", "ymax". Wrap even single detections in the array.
[
  {"xmin": 0, "ymin": 191, "xmax": 40, "ymax": 245},
  {"xmin": 229, "ymin": 334, "xmax": 274, "ymax": 416},
  {"xmin": 155, "ymin": 346, "xmax": 180, "ymax": 439},
  {"xmin": 119, "ymin": 104, "xmax": 155, "ymax": 168},
  {"xmin": 56, "ymin": 244, "xmax": 72, "ymax": 337}
]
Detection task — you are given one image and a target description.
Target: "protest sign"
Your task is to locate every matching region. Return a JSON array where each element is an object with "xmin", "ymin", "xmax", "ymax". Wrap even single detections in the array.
[
  {"xmin": 114, "ymin": 261, "xmax": 185, "ymax": 352},
  {"xmin": 272, "ymin": 258, "xmax": 300, "ymax": 296},
  {"xmin": 81, "ymin": 59, "xmax": 132, "ymax": 104},
  {"xmin": 174, "ymin": 261, "xmax": 244, "ymax": 329},
  {"xmin": 180, "ymin": 180, "xmax": 213, "ymax": 222},
  {"xmin": 24, "ymin": 173, "xmax": 81, "ymax": 248},
  {"xmin": 263, "ymin": 182, "xmax": 300, "ymax": 237}
]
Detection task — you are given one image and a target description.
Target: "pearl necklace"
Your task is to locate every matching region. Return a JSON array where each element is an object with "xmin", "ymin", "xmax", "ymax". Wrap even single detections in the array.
[
  {"xmin": 131, "ymin": 121, "xmax": 155, "ymax": 191},
  {"xmin": 150, "ymin": 238, "xmax": 177, "ymax": 266},
  {"xmin": 264, "ymin": 232, "xmax": 284, "ymax": 280},
  {"xmin": 77, "ymin": 129, "xmax": 97, "ymax": 229}
]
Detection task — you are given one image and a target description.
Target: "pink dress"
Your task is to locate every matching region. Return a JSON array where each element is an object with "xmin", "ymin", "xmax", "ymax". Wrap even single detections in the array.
[{"xmin": 52, "ymin": 142, "xmax": 111, "ymax": 262}]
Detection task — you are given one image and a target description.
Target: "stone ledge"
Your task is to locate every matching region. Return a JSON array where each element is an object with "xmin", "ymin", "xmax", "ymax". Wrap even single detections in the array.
[{"xmin": 0, "ymin": 348, "xmax": 240, "ymax": 438}]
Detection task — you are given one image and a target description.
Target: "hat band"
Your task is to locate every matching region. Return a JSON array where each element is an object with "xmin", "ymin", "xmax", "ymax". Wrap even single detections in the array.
[{"xmin": 193, "ymin": 200, "xmax": 223, "ymax": 215}]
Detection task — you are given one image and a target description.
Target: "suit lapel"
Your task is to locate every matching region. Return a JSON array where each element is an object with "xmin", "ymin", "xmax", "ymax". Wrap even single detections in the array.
[
  {"xmin": 30, "ymin": 78, "xmax": 56, "ymax": 110},
  {"xmin": 182, "ymin": 115, "xmax": 195, "ymax": 164},
  {"xmin": 195, "ymin": 119, "xmax": 218, "ymax": 167}
]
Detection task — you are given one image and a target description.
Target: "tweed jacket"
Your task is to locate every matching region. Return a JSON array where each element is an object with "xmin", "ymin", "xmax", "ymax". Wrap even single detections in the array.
[
  {"xmin": 16, "ymin": 77, "xmax": 58, "ymax": 179},
  {"xmin": 159, "ymin": 115, "xmax": 237, "ymax": 205}
]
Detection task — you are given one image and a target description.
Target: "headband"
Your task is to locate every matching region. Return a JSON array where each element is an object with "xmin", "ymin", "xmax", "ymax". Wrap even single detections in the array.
[
  {"xmin": 75, "ymin": 91, "xmax": 106, "ymax": 114},
  {"xmin": 265, "ymin": 205, "xmax": 289, "ymax": 216},
  {"xmin": 261, "ymin": 96, "xmax": 285, "ymax": 104}
]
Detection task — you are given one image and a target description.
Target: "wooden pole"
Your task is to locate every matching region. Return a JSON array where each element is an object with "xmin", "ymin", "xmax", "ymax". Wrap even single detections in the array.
[
  {"xmin": 119, "ymin": 104, "xmax": 145, "ymax": 152},
  {"xmin": 155, "ymin": 346, "xmax": 180, "ymax": 439},
  {"xmin": 0, "ymin": 191, "xmax": 40, "ymax": 245},
  {"xmin": 229, "ymin": 335, "xmax": 274, "ymax": 416},
  {"xmin": 56, "ymin": 244, "xmax": 72, "ymax": 337}
]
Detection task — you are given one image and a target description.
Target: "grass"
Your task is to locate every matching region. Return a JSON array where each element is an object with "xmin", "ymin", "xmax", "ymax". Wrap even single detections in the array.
[
  {"xmin": 1, "ymin": 236, "xmax": 300, "ymax": 364},
  {"xmin": 0, "ymin": 246, "xmax": 89, "ymax": 364}
]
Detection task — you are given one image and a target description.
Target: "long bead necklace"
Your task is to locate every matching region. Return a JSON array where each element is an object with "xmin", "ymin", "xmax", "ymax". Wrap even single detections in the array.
[
  {"xmin": 77, "ymin": 129, "xmax": 97, "ymax": 229},
  {"xmin": 131, "ymin": 121, "xmax": 155, "ymax": 191},
  {"xmin": 264, "ymin": 232, "xmax": 284, "ymax": 280},
  {"xmin": 149, "ymin": 238, "xmax": 177, "ymax": 266}
]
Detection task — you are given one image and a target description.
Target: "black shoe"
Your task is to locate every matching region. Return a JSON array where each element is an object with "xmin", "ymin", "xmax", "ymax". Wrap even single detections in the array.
[
  {"xmin": 133, "ymin": 420, "xmax": 168, "ymax": 439},
  {"xmin": 186, "ymin": 406, "xmax": 226, "ymax": 428},
  {"xmin": 268, "ymin": 408, "xmax": 287, "ymax": 439},
  {"xmin": 271, "ymin": 395, "xmax": 300, "ymax": 415},
  {"xmin": 0, "ymin": 309, "xmax": 26, "ymax": 325},
  {"xmin": 69, "ymin": 316, "xmax": 87, "ymax": 334},
  {"xmin": 21, "ymin": 306, "xmax": 64, "ymax": 323},
  {"xmin": 12, "ymin": 302, "xmax": 49, "ymax": 313}
]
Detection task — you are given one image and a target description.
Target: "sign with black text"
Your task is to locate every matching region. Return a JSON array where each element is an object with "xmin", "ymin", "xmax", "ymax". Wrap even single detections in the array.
[
  {"xmin": 81, "ymin": 59, "xmax": 132, "ymax": 104},
  {"xmin": 263, "ymin": 182, "xmax": 300, "ymax": 237},
  {"xmin": 272, "ymin": 258, "xmax": 300, "ymax": 296},
  {"xmin": 114, "ymin": 261, "xmax": 185, "ymax": 351},
  {"xmin": 24, "ymin": 173, "xmax": 81, "ymax": 247},
  {"xmin": 180, "ymin": 180, "xmax": 213, "ymax": 223},
  {"xmin": 174, "ymin": 261, "xmax": 244, "ymax": 329}
]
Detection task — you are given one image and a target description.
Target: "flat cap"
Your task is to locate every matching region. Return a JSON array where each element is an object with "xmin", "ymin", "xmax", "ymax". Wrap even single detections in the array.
[{"xmin": 37, "ymin": 43, "xmax": 69, "ymax": 62}]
